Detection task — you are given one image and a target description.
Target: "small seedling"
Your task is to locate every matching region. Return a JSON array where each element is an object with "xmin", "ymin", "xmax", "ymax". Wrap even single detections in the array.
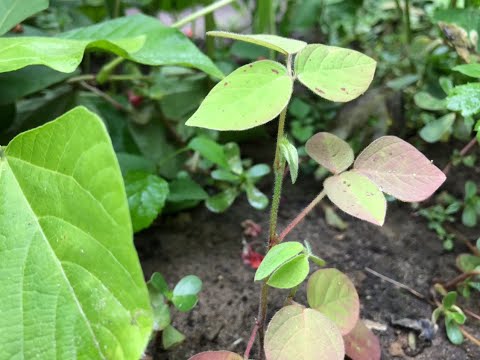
[
  {"xmin": 432, "ymin": 290, "xmax": 467, "ymax": 345},
  {"xmin": 184, "ymin": 31, "xmax": 446, "ymax": 360},
  {"xmin": 147, "ymin": 272, "xmax": 202, "ymax": 350}
]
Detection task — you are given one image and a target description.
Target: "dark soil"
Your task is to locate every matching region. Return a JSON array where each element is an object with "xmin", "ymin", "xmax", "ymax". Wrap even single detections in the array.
[{"xmin": 137, "ymin": 144, "xmax": 480, "ymax": 360}]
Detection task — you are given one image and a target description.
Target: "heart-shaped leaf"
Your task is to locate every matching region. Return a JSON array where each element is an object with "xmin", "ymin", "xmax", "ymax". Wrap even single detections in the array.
[
  {"xmin": 280, "ymin": 137, "xmax": 299, "ymax": 183},
  {"xmin": 125, "ymin": 171, "xmax": 169, "ymax": 233},
  {"xmin": 343, "ymin": 320, "xmax": 381, "ymax": 360},
  {"xmin": 324, "ymin": 171, "xmax": 386, "ymax": 226},
  {"xmin": 307, "ymin": 269, "xmax": 360, "ymax": 335},
  {"xmin": 265, "ymin": 304, "xmax": 345, "ymax": 360},
  {"xmin": 295, "ymin": 44, "xmax": 376, "ymax": 102},
  {"xmin": 354, "ymin": 136, "xmax": 446, "ymax": 202},
  {"xmin": 0, "ymin": 107, "xmax": 153, "ymax": 358},
  {"xmin": 207, "ymin": 31, "xmax": 307, "ymax": 54},
  {"xmin": 172, "ymin": 275, "xmax": 202, "ymax": 312},
  {"xmin": 189, "ymin": 351, "xmax": 243, "ymax": 360},
  {"xmin": 0, "ymin": 0, "xmax": 48, "ymax": 36},
  {"xmin": 255, "ymin": 242, "xmax": 304, "ymax": 281},
  {"xmin": 186, "ymin": 60, "xmax": 293, "ymax": 130},
  {"xmin": 306, "ymin": 132, "xmax": 354, "ymax": 174},
  {"xmin": 267, "ymin": 254, "xmax": 310, "ymax": 289}
]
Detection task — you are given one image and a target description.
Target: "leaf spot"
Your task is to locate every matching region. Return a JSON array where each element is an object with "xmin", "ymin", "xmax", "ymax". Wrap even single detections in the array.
[{"xmin": 271, "ymin": 68, "xmax": 279, "ymax": 74}]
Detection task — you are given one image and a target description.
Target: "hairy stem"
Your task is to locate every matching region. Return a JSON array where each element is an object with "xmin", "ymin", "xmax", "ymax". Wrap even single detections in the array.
[
  {"xmin": 278, "ymin": 190, "xmax": 326, "ymax": 243},
  {"xmin": 172, "ymin": 0, "xmax": 236, "ymax": 28},
  {"xmin": 256, "ymin": 282, "xmax": 269, "ymax": 360}
]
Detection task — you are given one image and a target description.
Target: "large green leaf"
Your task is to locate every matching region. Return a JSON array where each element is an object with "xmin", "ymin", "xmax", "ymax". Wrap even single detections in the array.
[
  {"xmin": 0, "ymin": 0, "xmax": 48, "ymax": 36},
  {"xmin": 0, "ymin": 14, "xmax": 224, "ymax": 79},
  {"xmin": 447, "ymin": 83, "xmax": 480, "ymax": 117},
  {"xmin": 0, "ymin": 107, "xmax": 153, "ymax": 358},
  {"xmin": 307, "ymin": 269, "xmax": 359, "ymax": 335},
  {"xmin": 186, "ymin": 60, "xmax": 293, "ymax": 130},
  {"xmin": 207, "ymin": 31, "xmax": 307, "ymax": 55},
  {"xmin": 264, "ymin": 304, "xmax": 344, "ymax": 360},
  {"xmin": 324, "ymin": 171, "xmax": 386, "ymax": 226},
  {"xmin": 294, "ymin": 44, "xmax": 376, "ymax": 102}
]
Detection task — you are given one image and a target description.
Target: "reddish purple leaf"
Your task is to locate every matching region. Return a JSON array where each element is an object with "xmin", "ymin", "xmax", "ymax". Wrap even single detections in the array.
[
  {"xmin": 354, "ymin": 136, "xmax": 446, "ymax": 202},
  {"xmin": 189, "ymin": 351, "xmax": 243, "ymax": 360},
  {"xmin": 343, "ymin": 320, "xmax": 381, "ymax": 360},
  {"xmin": 306, "ymin": 132, "xmax": 354, "ymax": 174}
]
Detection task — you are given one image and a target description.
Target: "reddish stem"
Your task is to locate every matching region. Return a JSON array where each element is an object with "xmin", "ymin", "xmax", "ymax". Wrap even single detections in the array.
[
  {"xmin": 244, "ymin": 322, "xmax": 259, "ymax": 360},
  {"xmin": 442, "ymin": 271, "xmax": 480, "ymax": 289}
]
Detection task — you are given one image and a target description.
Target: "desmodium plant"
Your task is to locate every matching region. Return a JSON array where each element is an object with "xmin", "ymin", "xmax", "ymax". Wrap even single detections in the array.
[{"xmin": 185, "ymin": 32, "xmax": 447, "ymax": 360}]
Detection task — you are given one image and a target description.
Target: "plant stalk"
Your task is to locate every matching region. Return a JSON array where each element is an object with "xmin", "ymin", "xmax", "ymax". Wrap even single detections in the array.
[
  {"xmin": 404, "ymin": 0, "xmax": 412, "ymax": 44},
  {"xmin": 172, "ymin": 0, "xmax": 236, "ymax": 29},
  {"xmin": 278, "ymin": 190, "xmax": 326, "ymax": 243}
]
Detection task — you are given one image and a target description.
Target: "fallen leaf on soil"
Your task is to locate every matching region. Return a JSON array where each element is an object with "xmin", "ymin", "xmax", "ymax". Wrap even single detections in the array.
[
  {"xmin": 242, "ymin": 240, "xmax": 264, "ymax": 269},
  {"xmin": 241, "ymin": 219, "xmax": 262, "ymax": 237}
]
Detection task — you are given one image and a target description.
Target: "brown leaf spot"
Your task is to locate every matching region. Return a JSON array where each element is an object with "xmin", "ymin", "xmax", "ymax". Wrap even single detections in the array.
[
  {"xmin": 271, "ymin": 68, "xmax": 279, "ymax": 74},
  {"xmin": 315, "ymin": 87, "xmax": 325, "ymax": 94},
  {"xmin": 224, "ymin": 82, "xmax": 229, "ymax": 87},
  {"xmin": 341, "ymin": 87, "xmax": 347, "ymax": 92}
]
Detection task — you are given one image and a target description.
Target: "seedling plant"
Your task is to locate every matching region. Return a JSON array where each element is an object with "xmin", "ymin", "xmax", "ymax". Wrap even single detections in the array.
[{"xmin": 185, "ymin": 31, "xmax": 446, "ymax": 360}]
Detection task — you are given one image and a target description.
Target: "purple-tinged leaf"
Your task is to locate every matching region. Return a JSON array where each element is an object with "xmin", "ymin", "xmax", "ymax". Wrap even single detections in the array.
[
  {"xmin": 306, "ymin": 132, "xmax": 354, "ymax": 174},
  {"xmin": 265, "ymin": 304, "xmax": 344, "ymax": 360},
  {"xmin": 354, "ymin": 136, "xmax": 446, "ymax": 202},
  {"xmin": 343, "ymin": 320, "xmax": 381, "ymax": 360},
  {"xmin": 307, "ymin": 269, "xmax": 360, "ymax": 335},
  {"xmin": 324, "ymin": 171, "xmax": 386, "ymax": 226},
  {"xmin": 189, "ymin": 351, "xmax": 243, "ymax": 360}
]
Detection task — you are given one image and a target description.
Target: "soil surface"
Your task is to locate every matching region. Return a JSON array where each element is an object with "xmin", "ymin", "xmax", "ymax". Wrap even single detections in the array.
[{"xmin": 137, "ymin": 143, "xmax": 480, "ymax": 360}]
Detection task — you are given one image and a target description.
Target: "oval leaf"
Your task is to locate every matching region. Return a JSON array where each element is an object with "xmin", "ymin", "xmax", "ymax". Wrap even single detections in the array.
[
  {"xmin": 0, "ymin": 107, "xmax": 153, "ymax": 358},
  {"xmin": 189, "ymin": 351, "xmax": 243, "ymax": 360},
  {"xmin": 446, "ymin": 83, "xmax": 480, "ymax": 117},
  {"xmin": 205, "ymin": 188, "xmax": 238, "ymax": 213},
  {"xmin": 246, "ymin": 183, "xmax": 269, "ymax": 210},
  {"xmin": 343, "ymin": 320, "xmax": 381, "ymax": 360},
  {"xmin": 186, "ymin": 60, "xmax": 293, "ymax": 130},
  {"xmin": 306, "ymin": 132, "xmax": 354, "ymax": 174},
  {"xmin": 354, "ymin": 136, "xmax": 446, "ymax": 202},
  {"xmin": 324, "ymin": 171, "xmax": 386, "ymax": 226},
  {"xmin": 255, "ymin": 242, "xmax": 304, "ymax": 281},
  {"xmin": 267, "ymin": 254, "xmax": 310, "ymax": 289},
  {"xmin": 188, "ymin": 136, "xmax": 229, "ymax": 169},
  {"xmin": 125, "ymin": 171, "xmax": 169, "ymax": 233},
  {"xmin": 307, "ymin": 269, "xmax": 360, "ymax": 334},
  {"xmin": 280, "ymin": 137, "xmax": 299, "ymax": 183},
  {"xmin": 207, "ymin": 31, "xmax": 307, "ymax": 54},
  {"xmin": 265, "ymin": 304, "xmax": 345, "ymax": 360},
  {"xmin": 414, "ymin": 92, "xmax": 446, "ymax": 111},
  {"xmin": 419, "ymin": 113, "xmax": 455, "ymax": 143},
  {"xmin": 453, "ymin": 63, "xmax": 480, "ymax": 78},
  {"xmin": 295, "ymin": 44, "xmax": 376, "ymax": 102},
  {"xmin": 0, "ymin": 0, "xmax": 48, "ymax": 36}
]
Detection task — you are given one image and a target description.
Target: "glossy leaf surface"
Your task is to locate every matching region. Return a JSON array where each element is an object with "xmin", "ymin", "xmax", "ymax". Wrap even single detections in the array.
[
  {"xmin": 343, "ymin": 320, "xmax": 381, "ymax": 360},
  {"xmin": 172, "ymin": 275, "xmax": 202, "ymax": 312},
  {"xmin": 265, "ymin": 305, "xmax": 344, "ymax": 360},
  {"xmin": 295, "ymin": 44, "xmax": 376, "ymax": 102},
  {"xmin": 207, "ymin": 31, "xmax": 307, "ymax": 54},
  {"xmin": 0, "ymin": 107, "xmax": 152, "ymax": 359},
  {"xmin": 267, "ymin": 254, "xmax": 310, "ymax": 289},
  {"xmin": 354, "ymin": 136, "xmax": 446, "ymax": 202},
  {"xmin": 255, "ymin": 242, "xmax": 304, "ymax": 281},
  {"xmin": 306, "ymin": 132, "xmax": 354, "ymax": 174},
  {"xmin": 324, "ymin": 171, "xmax": 386, "ymax": 226},
  {"xmin": 307, "ymin": 269, "xmax": 360, "ymax": 334},
  {"xmin": 186, "ymin": 60, "xmax": 293, "ymax": 130}
]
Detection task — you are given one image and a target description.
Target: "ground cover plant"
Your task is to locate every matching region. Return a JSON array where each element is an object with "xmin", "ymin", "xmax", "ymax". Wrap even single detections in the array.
[{"xmin": 1, "ymin": 0, "xmax": 480, "ymax": 359}]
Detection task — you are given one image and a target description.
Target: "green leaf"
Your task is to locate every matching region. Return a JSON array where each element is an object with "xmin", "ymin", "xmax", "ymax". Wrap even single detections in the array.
[
  {"xmin": 295, "ymin": 44, "xmax": 376, "ymax": 102},
  {"xmin": 207, "ymin": 31, "xmax": 307, "ymax": 55},
  {"xmin": 188, "ymin": 136, "xmax": 229, "ymax": 169},
  {"xmin": 324, "ymin": 171, "xmax": 386, "ymax": 226},
  {"xmin": 309, "ymin": 254, "xmax": 327, "ymax": 267},
  {"xmin": 343, "ymin": 320, "xmax": 381, "ymax": 360},
  {"xmin": 265, "ymin": 305, "xmax": 345, "ymax": 360},
  {"xmin": 254, "ymin": 242, "xmax": 304, "ymax": 281},
  {"xmin": 172, "ymin": 275, "xmax": 202, "ymax": 312},
  {"xmin": 245, "ymin": 183, "xmax": 269, "ymax": 210},
  {"xmin": 211, "ymin": 169, "xmax": 240, "ymax": 183},
  {"xmin": 324, "ymin": 205, "xmax": 348, "ymax": 231},
  {"xmin": 280, "ymin": 137, "xmax": 299, "ymax": 184},
  {"xmin": 0, "ymin": 107, "xmax": 152, "ymax": 358},
  {"xmin": 162, "ymin": 325, "xmax": 186, "ymax": 349},
  {"xmin": 448, "ymin": 309, "xmax": 466, "ymax": 325},
  {"xmin": 456, "ymin": 254, "xmax": 480, "ymax": 272},
  {"xmin": 0, "ymin": 0, "xmax": 48, "ymax": 36},
  {"xmin": 414, "ymin": 92, "xmax": 446, "ymax": 111},
  {"xmin": 306, "ymin": 132, "xmax": 354, "ymax": 174},
  {"xmin": 189, "ymin": 351, "xmax": 243, "ymax": 360},
  {"xmin": 307, "ymin": 269, "xmax": 360, "ymax": 335},
  {"xmin": 186, "ymin": 60, "xmax": 293, "ymax": 130},
  {"xmin": 453, "ymin": 64, "xmax": 480, "ymax": 78},
  {"xmin": 419, "ymin": 113, "xmax": 456, "ymax": 143},
  {"xmin": 267, "ymin": 254, "xmax": 310, "ymax": 289},
  {"xmin": 116, "ymin": 153, "xmax": 156, "ymax": 176},
  {"xmin": 148, "ymin": 291, "xmax": 171, "ymax": 331},
  {"xmin": 148, "ymin": 272, "xmax": 170, "ymax": 298},
  {"xmin": 246, "ymin": 164, "xmax": 271, "ymax": 179},
  {"xmin": 167, "ymin": 178, "xmax": 208, "ymax": 202},
  {"xmin": 205, "ymin": 188, "xmax": 238, "ymax": 213},
  {"xmin": 0, "ymin": 66, "xmax": 73, "ymax": 106},
  {"xmin": 462, "ymin": 204, "xmax": 477, "ymax": 227},
  {"xmin": 443, "ymin": 292, "xmax": 458, "ymax": 309},
  {"xmin": 445, "ymin": 319, "xmax": 464, "ymax": 345},
  {"xmin": 465, "ymin": 180, "xmax": 477, "ymax": 199},
  {"xmin": 125, "ymin": 171, "xmax": 169, "ymax": 232},
  {"xmin": 0, "ymin": 15, "xmax": 223, "ymax": 78},
  {"xmin": 447, "ymin": 84, "xmax": 480, "ymax": 117}
]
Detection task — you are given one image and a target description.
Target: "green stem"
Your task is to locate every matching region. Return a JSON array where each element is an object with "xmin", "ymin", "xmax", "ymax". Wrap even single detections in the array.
[
  {"xmin": 205, "ymin": 12, "xmax": 216, "ymax": 60},
  {"xmin": 96, "ymin": 57, "xmax": 125, "ymax": 84},
  {"xmin": 172, "ymin": 0, "xmax": 236, "ymax": 29},
  {"xmin": 450, "ymin": 0, "xmax": 458, "ymax": 8},
  {"xmin": 68, "ymin": 73, "xmax": 149, "ymax": 83},
  {"xmin": 404, "ymin": 0, "xmax": 412, "ymax": 44}
]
